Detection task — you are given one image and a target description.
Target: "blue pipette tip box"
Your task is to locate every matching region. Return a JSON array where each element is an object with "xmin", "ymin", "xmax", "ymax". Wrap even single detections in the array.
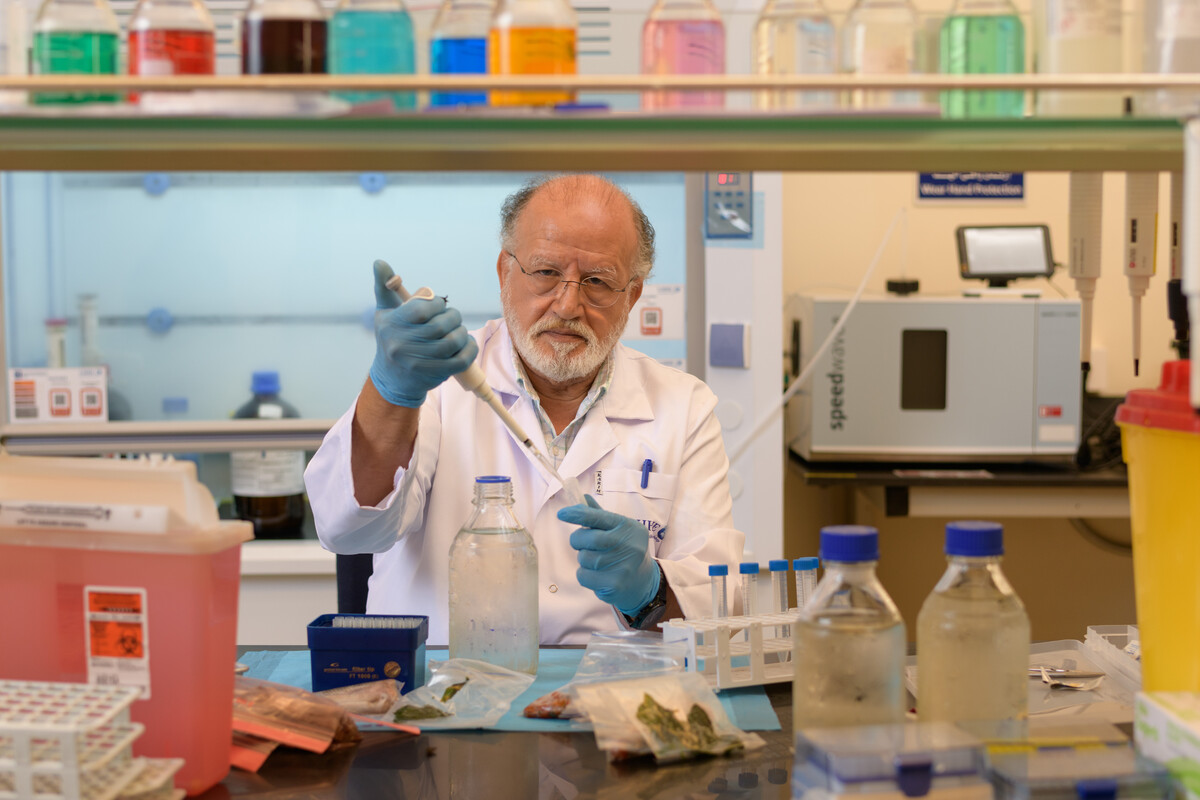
[{"xmin": 307, "ymin": 613, "xmax": 428, "ymax": 694}]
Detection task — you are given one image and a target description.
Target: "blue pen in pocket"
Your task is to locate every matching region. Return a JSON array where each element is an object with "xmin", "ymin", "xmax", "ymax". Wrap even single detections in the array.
[{"xmin": 640, "ymin": 459, "xmax": 653, "ymax": 489}]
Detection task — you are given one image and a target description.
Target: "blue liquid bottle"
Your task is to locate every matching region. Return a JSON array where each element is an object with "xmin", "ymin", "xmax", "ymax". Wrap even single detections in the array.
[
  {"xmin": 329, "ymin": 0, "xmax": 416, "ymax": 109},
  {"xmin": 429, "ymin": 0, "xmax": 493, "ymax": 106},
  {"xmin": 939, "ymin": 0, "xmax": 1024, "ymax": 118}
]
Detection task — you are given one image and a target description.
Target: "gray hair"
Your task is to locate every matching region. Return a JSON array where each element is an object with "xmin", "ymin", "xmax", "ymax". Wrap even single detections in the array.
[{"xmin": 499, "ymin": 174, "xmax": 656, "ymax": 281}]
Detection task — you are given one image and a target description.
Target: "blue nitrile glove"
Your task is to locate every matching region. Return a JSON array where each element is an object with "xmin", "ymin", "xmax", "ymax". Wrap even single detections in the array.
[
  {"xmin": 558, "ymin": 495, "xmax": 661, "ymax": 617},
  {"xmin": 369, "ymin": 261, "xmax": 479, "ymax": 408}
]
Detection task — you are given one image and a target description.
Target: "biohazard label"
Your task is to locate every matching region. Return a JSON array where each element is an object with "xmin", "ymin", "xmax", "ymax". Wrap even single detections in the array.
[{"xmin": 85, "ymin": 586, "xmax": 151, "ymax": 699}]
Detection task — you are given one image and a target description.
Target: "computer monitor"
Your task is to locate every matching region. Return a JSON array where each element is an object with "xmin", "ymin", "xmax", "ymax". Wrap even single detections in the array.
[{"xmin": 956, "ymin": 225, "xmax": 1055, "ymax": 288}]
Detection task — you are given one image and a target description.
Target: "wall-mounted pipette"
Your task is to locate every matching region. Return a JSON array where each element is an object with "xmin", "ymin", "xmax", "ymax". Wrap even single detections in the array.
[
  {"xmin": 376, "ymin": 259, "xmax": 586, "ymax": 506},
  {"xmin": 1068, "ymin": 172, "xmax": 1104, "ymax": 386},
  {"xmin": 1123, "ymin": 172, "xmax": 1158, "ymax": 377},
  {"xmin": 1168, "ymin": 172, "xmax": 1191, "ymax": 358}
]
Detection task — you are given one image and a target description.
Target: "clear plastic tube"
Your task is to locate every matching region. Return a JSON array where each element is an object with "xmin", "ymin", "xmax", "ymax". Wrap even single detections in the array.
[
  {"xmin": 769, "ymin": 560, "xmax": 789, "ymax": 613},
  {"xmin": 793, "ymin": 557, "xmax": 819, "ymax": 610},
  {"xmin": 709, "ymin": 564, "xmax": 729, "ymax": 618},
  {"xmin": 739, "ymin": 562, "xmax": 759, "ymax": 616}
]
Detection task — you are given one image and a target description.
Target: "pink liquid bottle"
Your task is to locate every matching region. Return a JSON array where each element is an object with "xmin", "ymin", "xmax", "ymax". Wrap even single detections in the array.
[{"xmin": 640, "ymin": 0, "xmax": 725, "ymax": 110}]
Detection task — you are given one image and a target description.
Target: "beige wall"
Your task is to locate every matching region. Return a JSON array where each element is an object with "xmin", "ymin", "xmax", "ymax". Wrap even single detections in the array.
[{"xmin": 777, "ymin": 169, "xmax": 1165, "ymax": 641}]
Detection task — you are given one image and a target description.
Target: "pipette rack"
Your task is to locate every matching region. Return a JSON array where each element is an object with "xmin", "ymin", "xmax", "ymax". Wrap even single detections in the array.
[
  {"xmin": 661, "ymin": 611, "xmax": 801, "ymax": 691},
  {"xmin": 0, "ymin": 680, "xmax": 184, "ymax": 800}
]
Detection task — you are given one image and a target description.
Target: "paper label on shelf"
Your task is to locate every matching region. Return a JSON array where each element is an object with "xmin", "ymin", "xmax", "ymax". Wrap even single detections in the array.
[
  {"xmin": 1046, "ymin": 0, "xmax": 1121, "ymax": 38},
  {"xmin": 0, "ymin": 500, "xmax": 170, "ymax": 533},
  {"xmin": 231, "ymin": 450, "xmax": 306, "ymax": 496},
  {"xmin": 85, "ymin": 586, "xmax": 151, "ymax": 700},
  {"xmin": 6, "ymin": 366, "xmax": 109, "ymax": 423}
]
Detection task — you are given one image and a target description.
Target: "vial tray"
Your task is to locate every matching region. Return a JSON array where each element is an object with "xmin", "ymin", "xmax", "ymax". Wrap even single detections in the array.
[{"xmin": 661, "ymin": 611, "xmax": 800, "ymax": 691}]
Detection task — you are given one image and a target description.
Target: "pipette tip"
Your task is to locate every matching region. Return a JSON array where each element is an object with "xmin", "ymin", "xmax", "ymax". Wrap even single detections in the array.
[{"xmin": 1134, "ymin": 359, "xmax": 1140, "ymax": 377}]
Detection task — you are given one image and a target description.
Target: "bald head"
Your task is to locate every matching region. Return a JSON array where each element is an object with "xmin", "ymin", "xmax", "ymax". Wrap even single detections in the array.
[{"xmin": 499, "ymin": 174, "xmax": 656, "ymax": 280}]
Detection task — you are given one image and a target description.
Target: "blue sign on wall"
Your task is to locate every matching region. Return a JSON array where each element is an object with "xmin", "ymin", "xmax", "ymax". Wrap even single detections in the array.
[{"xmin": 918, "ymin": 172, "xmax": 1025, "ymax": 200}]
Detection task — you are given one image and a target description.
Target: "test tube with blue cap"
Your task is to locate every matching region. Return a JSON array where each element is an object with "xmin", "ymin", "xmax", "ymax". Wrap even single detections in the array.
[
  {"xmin": 739, "ymin": 562, "xmax": 760, "ymax": 616},
  {"xmin": 708, "ymin": 564, "xmax": 729, "ymax": 618},
  {"xmin": 793, "ymin": 557, "xmax": 819, "ymax": 610},
  {"xmin": 769, "ymin": 559, "xmax": 791, "ymax": 644}
]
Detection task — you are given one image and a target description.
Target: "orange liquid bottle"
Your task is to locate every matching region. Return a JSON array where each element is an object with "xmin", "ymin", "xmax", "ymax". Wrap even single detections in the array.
[{"xmin": 488, "ymin": 0, "xmax": 576, "ymax": 106}]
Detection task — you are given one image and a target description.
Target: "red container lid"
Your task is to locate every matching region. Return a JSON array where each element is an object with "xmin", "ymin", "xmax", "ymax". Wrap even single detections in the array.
[{"xmin": 1115, "ymin": 360, "xmax": 1200, "ymax": 434}]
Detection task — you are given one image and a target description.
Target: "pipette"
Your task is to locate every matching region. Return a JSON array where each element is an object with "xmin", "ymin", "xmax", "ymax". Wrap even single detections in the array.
[
  {"xmin": 1123, "ymin": 172, "xmax": 1158, "ymax": 377},
  {"xmin": 377, "ymin": 260, "xmax": 586, "ymax": 506},
  {"xmin": 1068, "ymin": 172, "xmax": 1103, "ymax": 385},
  {"xmin": 1168, "ymin": 172, "xmax": 1190, "ymax": 358}
]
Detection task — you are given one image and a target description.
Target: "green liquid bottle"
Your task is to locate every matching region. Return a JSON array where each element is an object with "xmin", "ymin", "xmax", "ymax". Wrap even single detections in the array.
[
  {"xmin": 32, "ymin": 0, "xmax": 121, "ymax": 104},
  {"xmin": 939, "ymin": 0, "xmax": 1024, "ymax": 118}
]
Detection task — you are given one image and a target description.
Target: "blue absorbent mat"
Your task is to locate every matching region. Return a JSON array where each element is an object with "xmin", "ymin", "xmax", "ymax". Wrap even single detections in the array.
[{"xmin": 239, "ymin": 649, "xmax": 781, "ymax": 733}]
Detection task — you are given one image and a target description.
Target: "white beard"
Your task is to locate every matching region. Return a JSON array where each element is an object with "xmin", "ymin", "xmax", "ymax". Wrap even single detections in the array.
[{"xmin": 502, "ymin": 280, "xmax": 630, "ymax": 384}]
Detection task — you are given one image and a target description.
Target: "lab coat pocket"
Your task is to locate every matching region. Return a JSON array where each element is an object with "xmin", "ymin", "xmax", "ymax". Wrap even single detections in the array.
[{"xmin": 592, "ymin": 468, "xmax": 677, "ymax": 555}]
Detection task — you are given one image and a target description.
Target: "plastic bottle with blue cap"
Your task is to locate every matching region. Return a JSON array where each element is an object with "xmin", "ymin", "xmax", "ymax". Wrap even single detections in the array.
[
  {"xmin": 231, "ymin": 371, "xmax": 306, "ymax": 539},
  {"xmin": 793, "ymin": 525, "xmax": 906, "ymax": 727},
  {"xmin": 917, "ymin": 520, "xmax": 1029, "ymax": 722},
  {"xmin": 448, "ymin": 475, "xmax": 539, "ymax": 674}
]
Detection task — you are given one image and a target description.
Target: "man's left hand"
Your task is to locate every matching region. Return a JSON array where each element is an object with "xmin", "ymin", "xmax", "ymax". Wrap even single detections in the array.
[{"xmin": 558, "ymin": 495, "xmax": 660, "ymax": 617}]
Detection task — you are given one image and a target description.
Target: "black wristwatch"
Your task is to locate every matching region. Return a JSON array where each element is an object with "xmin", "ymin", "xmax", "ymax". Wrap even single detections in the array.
[{"xmin": 625, "ymin": 564, "xmax": 669, "ymax": 630}]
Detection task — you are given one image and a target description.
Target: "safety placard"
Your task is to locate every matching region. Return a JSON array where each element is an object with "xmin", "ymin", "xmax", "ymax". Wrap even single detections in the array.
[
  {"xmin": 85, "ymin": 586, "xmax": 151, "ymax": 699},
  {"xmin": 625, "ymin": 284, "xmax": 684, "ymax": 341},
  {"xmin": 6, "ymin": 367, "xmax": 109, "ymax": 423}
]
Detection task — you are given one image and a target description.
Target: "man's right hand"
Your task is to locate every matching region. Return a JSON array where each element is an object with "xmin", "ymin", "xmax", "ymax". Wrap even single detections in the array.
[{"xmin": 368, "ymin": 261, "xmax": 480, "ymax": 408}]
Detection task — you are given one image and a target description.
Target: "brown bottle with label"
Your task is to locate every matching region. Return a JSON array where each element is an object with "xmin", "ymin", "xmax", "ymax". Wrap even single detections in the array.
[{"xmin": 231, "ymin": 370, "xmax": 306, "ymax": 539}]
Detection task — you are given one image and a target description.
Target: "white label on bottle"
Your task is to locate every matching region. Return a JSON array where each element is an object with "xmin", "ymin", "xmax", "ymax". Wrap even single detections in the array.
[
  {"xmin": 231, "ymin": 450, "xmax": 306, "ymax": 496},
  {"xmin": 1161, "ymin": 0, "xmax": 1200, "ymax": 38},
  {"xmin": 139, "ymin": 59, "xmax": 175, "ymax": 76},
  {"xmin": 256, "ymin": 404, "xmax": 284, "ymax": 420},
  {"xmin": 1047, "ymin": 0, "xmax": 1121, "ymax": 39},
  {"xmin": 0, "ymin": 500, "xmax": 169, "ymax": 533},
  {"xmin": 85, "ymin": 586, "xmax": 151, "ymax": 700}
]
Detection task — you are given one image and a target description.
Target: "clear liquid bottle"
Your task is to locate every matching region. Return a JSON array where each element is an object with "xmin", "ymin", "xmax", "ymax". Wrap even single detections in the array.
[
  {"xmin": 31, "ymin": 0, "xmax": 119, "ymax": 104},
  {"xmin": 917, "ymin": 521, "xmax": 1030, "ymax": 722},
  {"xmin": 1139, "ymin": 0, "xmax": 1200, "ymax": 116},
  {"xmin": 429, "ymin": 0, "xmax": 493, "ymax": 106},
  {"xmin": 752, "ymin": 0, "xmax": 836, "ymax": 110},
  {"xmin": 793, "ymin": 525, "xmax": 906, "ymax": 727},
  {"xmin": 448, "ymin": 476, "xmax": 539, "ymax": 674},
  {"xmin": 1033, "ymin": 0, "xmax": 1122, "ymax": 116},
  {"xmin": 330, "ymin": 0, "xmax": 415, "ymax": 109},
  {"xmin": 488, "ymin": 0, "xmax": 576, "ymax": 106},
  {"xmin": 128, "ymin": 0, "xmax": 216, "ymax": 103},
  {"xmin": 231, "ymin": 371, "xmax": 307, "ymax": 540},
  {"xmin": 939, "ymin": 0, "xmax": 1024, "ymax": 118},
  {"xmin": 840, "ymin": 0, "xmax": 922, "ymax": 109},
  {"xmin": 241, "ymin": 0, "xmax": 327, "ymax": 74},
  {"xmin": 641, "ymin": 0, "xmax": 725, "ymax": 110}
]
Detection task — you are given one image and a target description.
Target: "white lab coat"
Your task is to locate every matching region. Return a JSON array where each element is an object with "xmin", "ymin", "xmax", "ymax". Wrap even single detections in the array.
[{"xmin": 305, "ymin": 318, "xmax": 745, "ymax": 645}]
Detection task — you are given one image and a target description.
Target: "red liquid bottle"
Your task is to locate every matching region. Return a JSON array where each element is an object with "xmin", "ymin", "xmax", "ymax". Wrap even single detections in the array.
[
  {"xmin": 241, "ymin": 0, "xmax": 327, "ymax": 73},
  {"xmin": 128, "ymin": 0, "xmax": 216, "ymax": 101}
]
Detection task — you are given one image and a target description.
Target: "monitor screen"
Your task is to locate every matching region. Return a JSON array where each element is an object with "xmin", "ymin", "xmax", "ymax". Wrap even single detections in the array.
[{"xmin": 957, "ymin": 225, "xmax": 1054, "ymax": 284}]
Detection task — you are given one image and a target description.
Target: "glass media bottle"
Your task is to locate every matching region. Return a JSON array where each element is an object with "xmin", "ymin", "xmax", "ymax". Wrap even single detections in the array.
[
  {"xmin": 939, "ymin": 0, "xmax": 1024, "ymax": 118},
  {"xmin": 793, "ymin": 525, "xmax": 906, "ymax": 727},
  {"xmin": 430, "ymin": 0, "xmax": 493, "ymax": 106},
  {"xmin": 840, "ymin": 0, "xmax": 921, "ymax": 109},
  {"xmin": 448, "ymin": 476, "xmax": 539, "ymax": 674},
  {"xmin": 231, "ymin": 371, "xmax": 307, "ymax": 540},
  {"xmin": 241, "ymin": 0, "xmax": 327, "ymax": 74},
  {"xmin": 1139, "ymin": 0, "xmax": 1200, "ymax": 116},
  {"xmin": 917, "ymin": 521, "xmax": 1030, "ymax": 722},
  {"xmin": 330, "ymin": 0, "xmax": 415, "ymax": 109},
  {"xmin": 31, "ymin": 0, "xmax": 120, "ymax": 104},
  {"xmin": 1032, "ymin": 0, "xmax": 1121, "ymax": 116},
  {"xmin": 128, "ymin": 0, "xmax": 216, "ymax": 103},
  {"xmin": 640, "ymin": 0, "xmax": 725, "ymax": 110},
  {"xmin": 753, "ymin": 0, "xmax": 836, "ymax": 110},
  {"xmin": 488, "ymin": 0, "xmax": 576, "ymax": 107}
]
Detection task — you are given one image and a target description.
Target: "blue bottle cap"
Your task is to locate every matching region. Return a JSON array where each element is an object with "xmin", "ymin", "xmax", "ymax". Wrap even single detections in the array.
[
  {"xmin": 251, "ymin": 370, "xmax": 280, "ymax": 395},
  {"xmin": 475, "ymin": 475, "xmax": 511, "ymax": 484},
  {"xmin": 819, "ymin": 525, "xmax": 879, "ymax": 562},
  {"xmin": 945, "ymin": 520, "xmax": 1004, "ymax": 556},
  {"xmin": 793, "ymin": 557, "xmax": 819, "ymax": 571},
  {"xmin": 768, "ymin": 559, "xmax": 789, "ymax": 571},
  {"xmin": 739, "ymin": 562, "xmax": 760, "ymax": 575},
  {"xmin": 708, "ymin": 564, "xmax": 728, "ymax": 577}
]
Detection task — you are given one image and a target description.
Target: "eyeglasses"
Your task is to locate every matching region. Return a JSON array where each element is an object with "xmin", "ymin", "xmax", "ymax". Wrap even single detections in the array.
[{"xmin": 507, "ymin": 251, "xmax": 636, "ymax": 309}]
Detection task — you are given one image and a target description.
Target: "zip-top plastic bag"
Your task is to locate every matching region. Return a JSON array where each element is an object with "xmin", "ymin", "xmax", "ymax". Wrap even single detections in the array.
[
  {"xmin": 390, "ymin": 658, "xmax": 535, "ymax": 729},
  {"xmin": 574, "ymin": 672, "xmax": 765, "ymax": 762},
  {"xmin": 524, "ymin": 631, "xmax": 686, "ymax": 719}
]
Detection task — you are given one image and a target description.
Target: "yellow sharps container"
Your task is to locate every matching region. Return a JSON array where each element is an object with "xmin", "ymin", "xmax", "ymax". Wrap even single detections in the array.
[{"xmin": 1116, "ymin": 359, "xmax": 1200, "ymax": 691}]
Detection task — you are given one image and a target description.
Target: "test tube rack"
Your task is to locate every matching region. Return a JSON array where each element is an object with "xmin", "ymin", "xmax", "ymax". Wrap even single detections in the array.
[
  {"xmin": 0, "ymin": 680, "xmax": 184, "ymax": 800},
  {"xmin": 661, "ymin": 610, "xmax": 801, "ymax": 691}
]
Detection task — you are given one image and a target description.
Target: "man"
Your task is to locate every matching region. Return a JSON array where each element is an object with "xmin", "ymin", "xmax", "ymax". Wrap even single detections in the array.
[{"xmin": 306, "ymin": 173, "xmax": 743, "ymax": 644}]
